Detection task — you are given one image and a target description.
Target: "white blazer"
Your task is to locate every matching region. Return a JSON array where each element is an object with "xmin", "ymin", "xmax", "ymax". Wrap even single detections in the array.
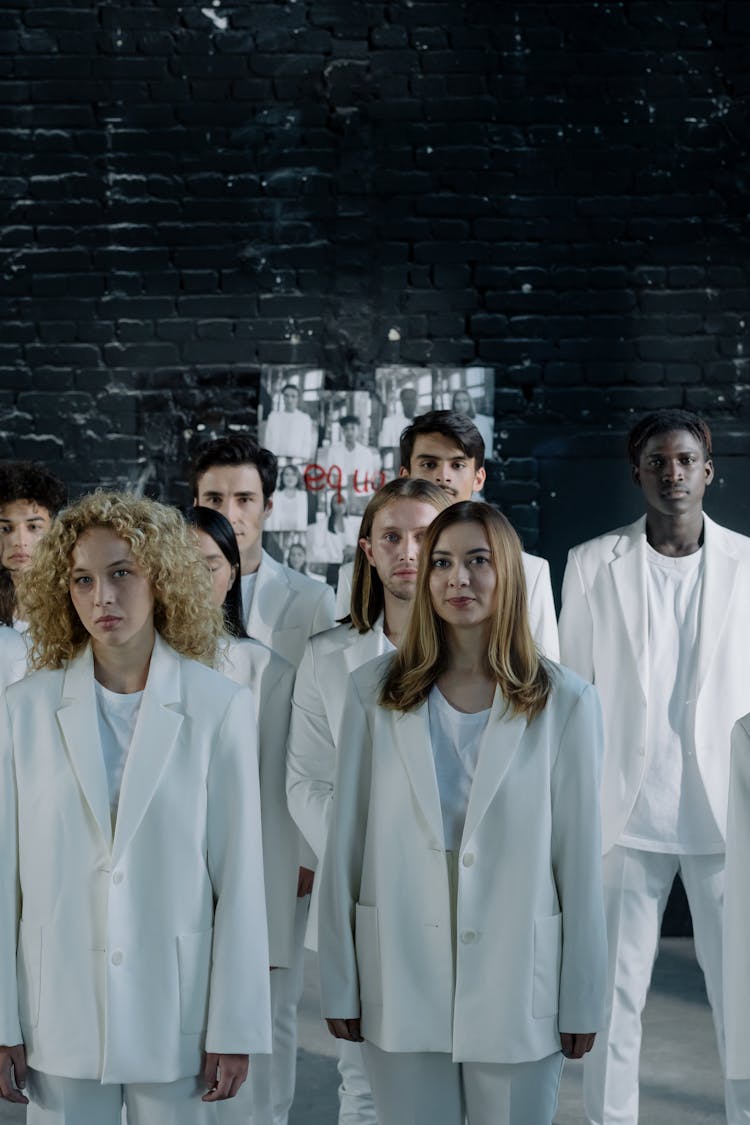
[
  {"xmin": 0, "ymin": 624, "xmax": 26, "ymax": 696},
  {"xmin": 218, "ymin": 636, "xmax": 298, "ymax": 969},
  {"xmin": 723, "ymin": 714, "xmax": 750, "ymax": 1079},
  {"xmin": 317, "ymin": 654, "xmax": 607, "ymax": 1063},
  {"xmin": 286, "ymin": 619, "xmax": 392, "ymax": 947},
  {"xmin": 0, "ymin": 635, "xmax": 271, "ymax": 1084},
  {"xmin": 334, "ymin": 553, "xmax": 560, "ymax": 659},
  {"xmin": 558, "ymin": 514, "xmax": 750, "ymax": 853},
  {"xmin": 246, "ymin": 550, "xmax": 335, "ymax": 668}
]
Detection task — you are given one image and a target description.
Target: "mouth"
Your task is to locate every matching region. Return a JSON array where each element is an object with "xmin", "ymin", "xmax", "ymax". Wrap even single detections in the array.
[
  {"xmin": 8, "ymin": 553, "xmax": 30, "ymax": 563},
  {"xmin": 661, "ymin": 489, "xmax": 688, "ymax": 499},
  {"xmin": 439, "ymin": 487, "xmax": 458, "ymax": 497},
  {"xmin": 446, "ymin": 597, "xmax": 474, "ymax": 607},
  {"xmin": 94, "ymin": 616, "xmax": 122, "ymax": 628},
  {"xmin": 394, "ymin": 569, "xmax": 418, "ymax": 579}
]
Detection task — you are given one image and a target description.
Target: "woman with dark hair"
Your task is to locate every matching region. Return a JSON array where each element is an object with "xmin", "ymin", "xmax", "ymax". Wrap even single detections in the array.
[
  {"xmin": 265, "ymin": 465, "xmax": 309, "ymax": 533},
  {"xmin": 0, "ymin": 492, "xmax": 270, "ymax": 1123},
  {"xmin": 187, "ymin": 507, "xmax": 300, "ymax": 1125},
  {"xmin": 317, "ymin": 501, "xmax": 607, "ymax": 1125}
]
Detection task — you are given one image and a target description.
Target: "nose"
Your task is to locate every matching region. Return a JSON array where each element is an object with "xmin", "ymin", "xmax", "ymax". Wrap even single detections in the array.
[
  {"xmin": 93, "ymin": 577, "xmax": 114, "ymax": 606},
  {"xmin": 448, "ymin": 563, "xmax": 470, "ymax": 587},
  {"xmin": 402, "ymin": 535, "xmax": 418, "ymax": 561},
  {"xmin": 663, "ymin": 459, "xmax": 684, "ymax": 482}
]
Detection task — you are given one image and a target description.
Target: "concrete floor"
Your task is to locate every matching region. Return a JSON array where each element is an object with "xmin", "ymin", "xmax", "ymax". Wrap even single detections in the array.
[{"xmin": 0, "ymin": 939, "xmax": 725, "ymax": 1123}]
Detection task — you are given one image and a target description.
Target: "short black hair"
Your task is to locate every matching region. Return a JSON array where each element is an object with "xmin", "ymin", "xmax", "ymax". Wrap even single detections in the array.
[
  {"xmin": 185, "ymin": 505, "xmax": 248, "ymax": 640},
  {"xmin": 399, "ymin": 410, "xmax": 485, "ymax": 472},
  {"xmin": 0, "ymin": 461, "xmax": 67, "ymax": 515},
  {"xmin": 627, "ymin": 410, "xmax": 712, "ymax": 466},
  {"xmin": 191, "ymin": 434, "xmax": 278, "ymax": 505}
]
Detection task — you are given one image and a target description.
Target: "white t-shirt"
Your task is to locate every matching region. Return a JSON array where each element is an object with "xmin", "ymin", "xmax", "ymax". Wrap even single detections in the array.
[
  {"xmin": 95, "ymin": 681, "xmax": 143, "ymax": 822},
  {"xmin": 428, "ymin": 686, "xmax": 490, "ymax": 851},
  {"xmin": 621, "ymin": 544, "xmax": 723, "ymax": 855}
]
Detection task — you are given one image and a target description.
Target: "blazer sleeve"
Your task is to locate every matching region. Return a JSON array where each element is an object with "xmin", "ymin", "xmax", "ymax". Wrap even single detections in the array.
[
  {"xmin": 286, "ymin": 639, "xmax": 335, "ymax": 861},
  {"xmin": 527, "ymin": 557, "xmax": 560, "ymax": 661},
  {"xmin": 205, "ymin": 686, "xmax": 272, "ymax": 1055},
  {"xmin": 723, "ymin": 717, "xmax": 750, "ymax": 1079},
  {"xmin": 258, "ymin": 661, "xmax": 298, "ymax": 971},
  {"xmin": 317, "ymin": 673, "xmax": 372, "ymax": 1020},
  {"xmin": 558, "ymin": 549, "xmax": 595, "ymax": 682},
  {"xmin": 0, "ymin": 698, "xmax": 22, "ymax": 1047},
  {"xmin": 551, "ymin": 682, "xmax": 607, "ymax": 1034}
]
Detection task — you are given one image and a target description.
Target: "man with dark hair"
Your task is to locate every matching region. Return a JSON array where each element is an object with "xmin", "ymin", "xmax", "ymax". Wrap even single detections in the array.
[
  {"xmin": 0, "ymin": 460, "xmax": 67, "ymax": 627},
  {"xmin": 192, "ymin": 433, "xmax": 334, "ymax": 1125},
  {"xmin": 287, "ymin": 477, "xmax": 450, "ymax": 1125},
  {"xmin": 324, "ymin": 415, "xmax": 380, "ymax": 485},
  {"xmin": 559, "ymin": 409, "xmax": 750, "ymax": 1125},
  {"xmin": 263, "ymin": 383, "xmax": 316, "ymax": 462},
  {"xmin": 337, "ymin": 410, "xmax": 559, "ymax": 658}
]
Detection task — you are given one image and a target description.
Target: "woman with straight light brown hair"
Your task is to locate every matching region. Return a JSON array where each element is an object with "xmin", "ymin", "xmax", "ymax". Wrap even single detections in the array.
[{"xmin": 317, "ymin": 501, "xmax": 608, "ymax": 1125}]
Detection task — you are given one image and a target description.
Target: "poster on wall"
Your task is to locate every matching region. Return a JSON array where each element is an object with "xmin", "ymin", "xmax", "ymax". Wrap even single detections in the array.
[{"xmin": 260, "ymin": 365, "xmax": 495, "ymax": 588}]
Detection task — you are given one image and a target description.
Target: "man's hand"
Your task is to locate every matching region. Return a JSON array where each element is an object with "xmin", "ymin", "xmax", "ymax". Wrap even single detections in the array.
[
  {"xmin": 297, "ymin": 866, "xmax": 315, "ymax": 897},
  {"xmin": 202, "ymin": 1052, "xmax": 249, "ymax": 1101},
  {"xmin": 0, "ymin": 1044, "xmax": 28, "ymax": 1104},
  {"xmin": 560, "ymin": 1032, "xmax": 596, "ymax": 1059},
  {"xmin": 326, "ymin": 1018, "xmax": 363, "ymax": 1042}
]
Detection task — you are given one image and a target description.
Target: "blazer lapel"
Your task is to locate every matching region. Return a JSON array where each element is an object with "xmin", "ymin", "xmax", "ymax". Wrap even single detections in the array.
[
  {"xmin": 111, "ymin": 635, "xmax": 184, "ymax": 865},
  {"xmin": 392, "ymin": 702, "xmax": 445, "ymax": 847},
  {"xmin": 57, "ymin": 645, "xmax": 113, "ymax": 849},
  {"xmin": 342, "ymin": 618, "xmax": 390, "ymax": 674},
  {"xmin": 461, "ymin": 690, "xmax": 527, "ymax": 847},
  {"xmin": 697, "ymin": 515, "xmax": 739, "ymax": 692},
  {"xmin": 608, "ymin": 517, "xmax": 649, "ymax": 698},
  {"xmin": 246, "ymin": 551, "xmax": 295, "ymax": 646}
]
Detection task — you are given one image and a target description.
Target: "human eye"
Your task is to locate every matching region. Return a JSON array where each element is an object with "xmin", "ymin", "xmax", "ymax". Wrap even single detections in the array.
[
  {"xmin": 112, "ymin": 568, "xmax": 131, "ymax": 579},
  {"xmin": 431, "ymin": 557, "xmax": 449, "ymax": 568},
  {"xmin": 0, "ymin": 526, "xmax": 9, "ymax": 536},
  {"xmin": 452, "ymin": 461, "xmax": 467, "ymax": 470},
  {"xmin": 383, "ymin": 532, "xmax": 400, "ymax": 543},
  {"xmin": 73, "ymin": 575, "xmax": 92, "ymax": 586},
  {"xmin": 470, "ymin": 555, "xmax": 490, "ymax": 566}
]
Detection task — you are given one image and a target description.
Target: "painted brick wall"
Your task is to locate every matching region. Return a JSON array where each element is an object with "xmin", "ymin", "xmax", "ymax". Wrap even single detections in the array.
[{"xmin": 1, "ymin": 0, "xmax": 749, "ymax": 561}]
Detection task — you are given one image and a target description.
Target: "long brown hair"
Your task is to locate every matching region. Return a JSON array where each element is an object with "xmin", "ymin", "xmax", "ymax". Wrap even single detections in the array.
[
  {"xmin": 344, "ymin": 478, "xmax": 450, "ymax": 632},
  {"xmin": 379, "ymin": 501, "xmax": 552, "ymax": 720}
]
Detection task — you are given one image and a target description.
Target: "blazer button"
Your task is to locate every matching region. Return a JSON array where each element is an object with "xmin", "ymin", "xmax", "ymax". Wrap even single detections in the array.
[
  {"xmin": 112, "ymin": 871, "xmax": 124, "ymax": 885},
  {"xmin": 460, "ymin": 929, "xmax": 477, "ymax": 944},
  {"xmin": 462, "ymin": 853, "xmax": 474, "ymax": 867},
  {"xmin": 111, "ymin": 951, "xmax": 123, "ymax": 966}
]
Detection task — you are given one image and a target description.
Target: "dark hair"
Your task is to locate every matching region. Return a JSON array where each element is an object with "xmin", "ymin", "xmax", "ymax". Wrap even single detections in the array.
[
  {"xmin": 0, "ymin": 461, "xmax": 67, "ymax": 515},
  {"xmin": 399, "ymin": 410, "xmax": 485, "ymax": 472},
  {"xmin": 191, "ymin": 434, "xmax": 278, "ymax": 505},
  {"xmin": 627, "ymin": 410, "xmax": 713, "ymax": 466},
  {"xmin": 327, "ymin": 491, "xmax": 347, "ymax": 532},
  {"xmin": 344, "ymin": 477, "xmax": 450, "ymax": 632},
  {"xmin": 0, "ymin": 461, "xmax": 67, "ymax": 626},
  {"xmin": 339, "ymin": 414, "xmax": 360, "ymax": 427},
  {"xmin": 286, "ymin": 542, "xmax": 308, "ymax": 574},
  {"xmin": 185, "ymin": 506, "xmax": 248, "ymax": 640},
  {"xmin": 281, "ymin": 383, "xmax": 300, "ymax": 395}
]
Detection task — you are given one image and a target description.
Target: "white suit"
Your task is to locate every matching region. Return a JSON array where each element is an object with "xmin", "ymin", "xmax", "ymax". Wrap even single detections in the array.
[
  {"xmin": 334, "ymin": 552, "xmax": 560, "ymax": 659},
  {"xmin": 318, "ymin": 654, "xmax": 607, "ymax": 1059},
  {"xmin": 246, "ymin": 550, "xmax": 335, "ymax": 668},
  {"xmin": 0, "ymin": 635, "xmax": 271, "ymax": 1085},
  {"xmin": 559, "ymin": 514, "xmax": 750, "ymax": 1124},
  {"xmin": 0, "ymin": 623, "xmax": 26, "ymax": 695}
]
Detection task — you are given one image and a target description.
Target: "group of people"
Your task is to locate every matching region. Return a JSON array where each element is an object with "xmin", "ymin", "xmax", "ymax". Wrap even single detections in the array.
[{"xmin": 0, "ymin": 405, "xmax": 749, "ymax": 1125}]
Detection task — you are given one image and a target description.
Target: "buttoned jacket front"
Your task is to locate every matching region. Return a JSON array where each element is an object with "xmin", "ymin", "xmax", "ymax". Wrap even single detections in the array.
[
  {"xmin": 558, "ymin": 514, "xmax": 750, "ymax": 853},
  {"xmin": 317, "ymin": 654, "xmax": 607, "ymax": 1063},
  {"xmin": 0, "ymin": 635, "xmax": 271, "ymax": 1084}
]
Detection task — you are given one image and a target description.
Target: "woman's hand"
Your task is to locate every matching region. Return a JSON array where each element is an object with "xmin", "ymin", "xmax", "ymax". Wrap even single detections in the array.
[
  {"xmin": 326, "ymin": 1018, "xmax": 363, "ymax": 1042},
  {"xmin": 202, "ymin": 1052, "xmax": 250, "ymax": 1100},
  {"xmin": 0, "ymin": 1044, "xmax": 28, "ymax": 1104},
  {"xmin": 560, "ymin": 1032, "xmax": 596, "ymax": 1059}
]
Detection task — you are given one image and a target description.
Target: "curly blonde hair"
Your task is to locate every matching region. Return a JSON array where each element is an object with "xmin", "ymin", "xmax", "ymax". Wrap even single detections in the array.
[{"xmin": 19, "ymin": 491, "xmax": 223, "ymax": 669}]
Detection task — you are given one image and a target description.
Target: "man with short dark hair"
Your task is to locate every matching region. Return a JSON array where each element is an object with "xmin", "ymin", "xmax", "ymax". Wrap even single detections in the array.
[
  {"xmin": 559, "ymin": 409, "xmax": 750, "ymax": 1125},
  {"xmin": 263, "ymin": 383, "xmax": 316, "ymax": 462},
  {"xmin": 192, "ymin": 433, "xmax": 334, "ymax": 1125},
  {"xmin": 324, "ymin": 415, "xmax": 380, "ymax": 486}
]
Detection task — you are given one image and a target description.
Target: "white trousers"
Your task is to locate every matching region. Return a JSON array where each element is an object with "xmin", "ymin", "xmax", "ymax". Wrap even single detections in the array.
[
  {"xmin": 361, "ymin": 1043, "xmax": 563, "ymax": 1125},
  {"xmin": 583, "ymin": 846, "xmax": 750, "ymax": 1125},
  {"xmin": 338, "ymin": 1039, "xmax": 377, "ymax": 1125},
  {"xmin": 26, "ymin": 1070, "xmax": 213, "ymax": 1125},
  {"xmin": 217, "ymin": 896, "xmax": 308, "ymax": 1125}
]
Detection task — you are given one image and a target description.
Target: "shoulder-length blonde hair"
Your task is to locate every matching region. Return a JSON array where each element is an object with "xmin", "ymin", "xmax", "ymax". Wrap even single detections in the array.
[
  {"xmin": 19, "ymin": 491, "xmax": 223, "ymax": 669},
  {"xmin": 379, "ymin": 501, "xmax": 552, "ymax": 721},
  {"xmin": 344, "ymin": 478, "xmax": 450, "ymax": 632}
]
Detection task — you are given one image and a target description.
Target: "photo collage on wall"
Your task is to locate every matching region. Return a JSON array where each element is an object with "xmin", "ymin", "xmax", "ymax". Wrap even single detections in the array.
[{"xmin": 259, "ymin": 365, "xmax": 495, "ymax": 589}]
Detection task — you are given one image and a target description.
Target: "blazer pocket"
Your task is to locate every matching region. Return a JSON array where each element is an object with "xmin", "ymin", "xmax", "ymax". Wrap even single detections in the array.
[
  {"xmin": 532, "ymin": 913, "xmax": 562, "ymax": 1020},
  {"xmin": 177, "ymin": 929, "xmax": 213, "ymax": 1035},
  {"xmin": 16, "ymin": 920, "xmax": 42, "ymax": 1030},
  {"xmin": 354, "ymin": 904, "xmax": 382, "ymax": 1006}
]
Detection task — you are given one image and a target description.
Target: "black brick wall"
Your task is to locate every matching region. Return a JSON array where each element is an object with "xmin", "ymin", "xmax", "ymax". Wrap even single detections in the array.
[{"xmin": 2, "ymin": 0, "xmax": 750, "ymax": 559}]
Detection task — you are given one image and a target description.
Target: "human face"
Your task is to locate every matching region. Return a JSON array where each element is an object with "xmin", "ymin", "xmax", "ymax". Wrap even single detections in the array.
[
  {"xmin": 0, "ymin": 499, "xmax": 52, "ymax": 578},
  {"xmin": 632, "ymin": 429, "xmax": 713, "ymax": 518},
  {"xmin": 194, "ymin": 528, "xmax": 236, "ymax": 608},
  {"xmin": 360, "ymin": 498, "xmax": 440, "ymax": 602},
  {"xmin": 452, "ymin": 390, "xmax": 473, "ymax": 415},
  {"xmin": 282, "ymin": 387, "xmax": 299, "ymax": 412},
  {"xmin": 342, "ymin": 422, "xmax": 358, "ymax": 448},
  {"xmin": 429, "ymin": 520, "xmax": 497, "ymax": 630},
  {"xmin": 400, "ymin": 388, "xmax": 417, "ymax": 418},
  {"xmin": 401, "ymin": 433, "xmax": 486, "ymax": 501},
  {"xmin": 288, "ymin": 544, "xmax": 306, "ymax": 571},
  {"xmin": 69, "ymin": 528, "xmax": 155, "ymax": 653},
  {"xmin": 195, "ymin": 464, "xmax": 270, "ymax": 573},
  {"xmin": 280, "ymin": 465, "xmax": 299, "ymax": 491}
]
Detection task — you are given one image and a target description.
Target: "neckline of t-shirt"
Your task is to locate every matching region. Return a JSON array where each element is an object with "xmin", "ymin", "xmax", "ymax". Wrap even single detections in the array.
[
  {"xmin": 646, "ymin": 542, "xmax": 703, "ymax": 571},
  {"xmin": 95, "ymin": 680, "xmax": 144, "ymax": 704},
  {"xmin": 432, "ymin": 684, "xmax": 492, "ymax": 719}
]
